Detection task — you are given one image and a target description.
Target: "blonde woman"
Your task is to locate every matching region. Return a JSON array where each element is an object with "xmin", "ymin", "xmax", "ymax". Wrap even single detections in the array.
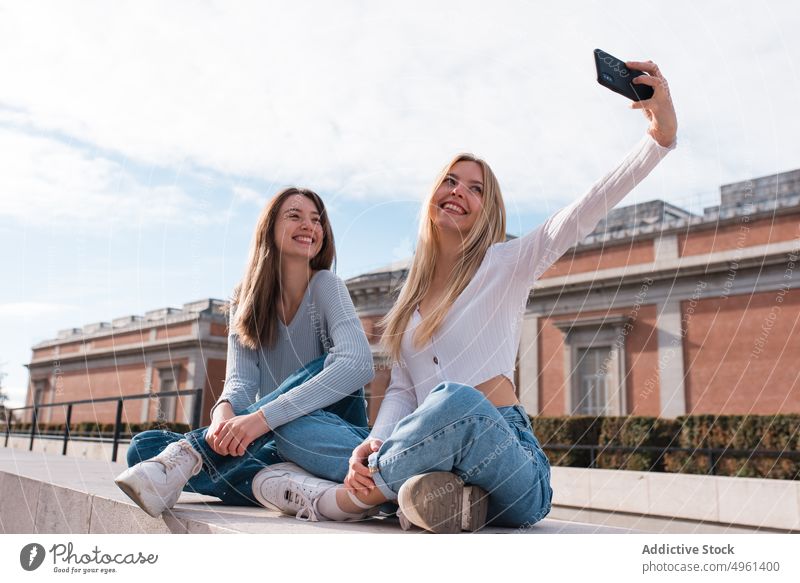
[
  {"xmin": 251, "ymin": 60, "xmax": 678, "ymax": 532},
  {"xmin": 115, "ymin": 187, "xmax": 374, "ymax": 517}
]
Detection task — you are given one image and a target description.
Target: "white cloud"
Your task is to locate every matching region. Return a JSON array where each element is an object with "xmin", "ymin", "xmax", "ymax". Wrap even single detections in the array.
[
  {"xmin": 0, "ymin": 0, "xmax": 797, "ymax": 214},
  {"xmin": 232, "ymin": 185, "xmax": 266, "ymax": 206},
  {"xmin": 1, "ymin": 385, "xmax": 28, "ymax": 409},
  {"xmin": 0, "ymin": 0, "xmax": 798, "ymax": 410},
  {"xmin": 0, "ymin": 127, "xmax": 214, "ymax": 227}
]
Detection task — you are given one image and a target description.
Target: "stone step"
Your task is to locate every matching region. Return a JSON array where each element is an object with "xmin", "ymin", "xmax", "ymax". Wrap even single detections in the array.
[{"xmin": 0, "ymin": 448, "xmax": 633, "ymax": 534}]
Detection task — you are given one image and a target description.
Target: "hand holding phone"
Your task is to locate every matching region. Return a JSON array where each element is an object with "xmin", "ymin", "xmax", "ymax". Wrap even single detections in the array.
[
  {"xmin": 593, "ymin": 50, "xmax": 678, "ymax": 148},
  {"xmin": 594, "ymin": 48, "xmax": 654, "ymax": 101}
]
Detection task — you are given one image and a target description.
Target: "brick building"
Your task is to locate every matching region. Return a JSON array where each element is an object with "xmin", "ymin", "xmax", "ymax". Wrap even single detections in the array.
[
  {"xmin": 350, "ymin": 168, "xmax": 800, "ymax": 420},
  {"xmin": 24, "ymin": 169, "xmax": 800, "ymax": 426},
  {"xmin": 24, "ymin": 299, "xmax": 229, "ymax": 427}
]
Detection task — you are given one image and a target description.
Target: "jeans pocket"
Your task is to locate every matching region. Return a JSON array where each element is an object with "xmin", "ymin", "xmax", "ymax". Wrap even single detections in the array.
[
  {"xmin": 512, "ymin": 423, "xmax": 551, "ymax": 472},
  {"xmin": 498, "ymin": 405, "xmax": 544, "ymax": 464}
]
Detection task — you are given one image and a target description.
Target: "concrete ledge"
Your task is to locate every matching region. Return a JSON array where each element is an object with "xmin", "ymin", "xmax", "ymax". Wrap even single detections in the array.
[
  {"xmin": 0, "ymin": 449, "xmax": 632, "ymax": 534},
  {"xmin": 4, "ymin": 435, "xmax": 130, "ymax": 463},
  {"xmin": 5, "ymin": 441, "xmax": 795, "ymax": 533},
  {"xmin": 551, "ymin": 466, "xmax": 800, "ymax": 533}
]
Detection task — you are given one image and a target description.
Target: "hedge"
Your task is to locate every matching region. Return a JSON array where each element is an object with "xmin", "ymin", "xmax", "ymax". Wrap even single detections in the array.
[
  {"xmin": 9, "ymin": 413, "xmax": 799, "ymax": 480},
  {"xmin": 662, "ymin": 414, "xmax": 800, "ymax": 480},
  {"xmin": 533, "ymin": 416, "xmax": 603, "ymax": 467},
  {"xmin": 596, "ymin": 416, "xmax": 680, "ymax": 472},
  {"xmin": 532, "ymin": 414, "xmax": 799, "ymax": 480}
]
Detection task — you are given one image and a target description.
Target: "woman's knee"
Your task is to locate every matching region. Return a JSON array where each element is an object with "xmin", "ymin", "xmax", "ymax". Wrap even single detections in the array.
[
  {"xmin": 427, "ymin": 382, "xmax": 491, "ymax": 415},
  {"xmin": 272, "ymin": 411, "xmax": 328, "ymax": 450}
]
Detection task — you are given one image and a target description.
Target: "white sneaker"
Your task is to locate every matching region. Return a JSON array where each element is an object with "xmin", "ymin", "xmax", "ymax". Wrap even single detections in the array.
[
  {"xmin": 252, "ymin": 462, "xmax": 337, "ymax": 522},
  {"xmin": 114, "ymin": 439, "xmax": 203, "ymax": 517}
]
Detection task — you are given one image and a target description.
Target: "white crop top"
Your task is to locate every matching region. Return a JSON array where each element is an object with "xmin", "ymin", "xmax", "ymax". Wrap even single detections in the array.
[{"xmin": 368, "ymin": 131, "xmax": 677, "ymax": 441}]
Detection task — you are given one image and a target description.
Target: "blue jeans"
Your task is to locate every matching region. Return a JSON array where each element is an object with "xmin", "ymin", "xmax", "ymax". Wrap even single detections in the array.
[
  {"xmin": 275, "ymin": 381, "xmax": 553, "ymax": 528},
  {"xmin": 125, "ymin": 355, "xmax": 369, "ymax": 506}
]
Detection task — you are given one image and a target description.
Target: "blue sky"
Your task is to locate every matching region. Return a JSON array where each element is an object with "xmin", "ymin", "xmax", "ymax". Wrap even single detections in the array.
[{"xmin": 1, "ymin": 0, "xmax": 799, "ymax": 406}]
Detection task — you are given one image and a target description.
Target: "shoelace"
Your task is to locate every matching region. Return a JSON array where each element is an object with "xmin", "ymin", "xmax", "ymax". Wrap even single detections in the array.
[
  {"xmin": 284, "ymin": 485, "xmax": 320, "ymax": 522},
  {"xmin": 161, "ymin": 441, "xmax": 195, "ymax": 471}
]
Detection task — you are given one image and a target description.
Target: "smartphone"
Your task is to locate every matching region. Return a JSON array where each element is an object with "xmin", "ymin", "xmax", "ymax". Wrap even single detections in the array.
[{"xmin": 594, "ymin": 48, "xmax": 654, "ymax": 101}]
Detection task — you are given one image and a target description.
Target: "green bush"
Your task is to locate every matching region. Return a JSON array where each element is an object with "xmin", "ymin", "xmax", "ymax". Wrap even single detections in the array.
[
  {"xmin": 76, "ymin": 421, "xmax": 100, "ymax": 435},
  {"xmin": 534, "ymin": 414, "xmax": 799, "ymax": 480},
  {"xmin": 533, "ymin": 416, "xmax": 602, "ymax": 467},
  {"xmin": 37, "ymin": 423, "xmax": 66, "ymax": 435},
  {"xmin": 596, "ymin": 416, "xmax": 680, "ymax": 472},
  {"xmin": 663, "ymin": 414, "xmax": 800, "ymax": 480}
]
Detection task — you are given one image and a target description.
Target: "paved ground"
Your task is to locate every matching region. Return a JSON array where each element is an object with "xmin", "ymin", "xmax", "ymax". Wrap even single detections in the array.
[{"xmin": 0, "ymin": 448, "xmax": 635, "ymax": 534}]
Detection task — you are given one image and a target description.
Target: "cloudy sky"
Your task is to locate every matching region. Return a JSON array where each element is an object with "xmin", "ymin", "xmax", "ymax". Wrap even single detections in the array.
[{"xmin": 1, "ymin": 0, "xmax": 798, "ymax": 406}]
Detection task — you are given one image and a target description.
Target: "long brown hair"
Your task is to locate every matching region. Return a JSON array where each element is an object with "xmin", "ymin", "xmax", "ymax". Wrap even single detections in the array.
[
  {"xmin": 232, "ymin": 187, "xmax": 335, "ymax": 349},
  {"xmin": 380, "ymin": 153, "xmax": 506, "ymax": 361}
]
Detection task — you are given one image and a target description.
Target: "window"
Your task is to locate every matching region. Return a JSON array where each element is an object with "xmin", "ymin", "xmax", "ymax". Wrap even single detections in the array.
[
  {"xmin": 574, "ymin": 347, "xmax": 611, "ymax": 415},
  {"xmin": 553, "ymin": 315, "xmax": 630, "ymax": 416}
]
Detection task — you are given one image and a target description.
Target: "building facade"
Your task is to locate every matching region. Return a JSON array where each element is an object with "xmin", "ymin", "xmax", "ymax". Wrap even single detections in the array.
[
  {"xmin": 24, "ymin": 169, "xmax": 800, "ymax": 426},
  {"xmin": 25, "ymin": 299, "xmax": 229, "ymax": 427},
  {"xmin": 349, "ymin": 169, "xmax": 800, "ymax": 420}
]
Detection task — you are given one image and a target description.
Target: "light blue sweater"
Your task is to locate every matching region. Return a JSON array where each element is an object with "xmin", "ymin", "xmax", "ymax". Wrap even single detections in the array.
[{"xmin": 212, "ymin": 269, "xmax": 374, "ymax": 429}]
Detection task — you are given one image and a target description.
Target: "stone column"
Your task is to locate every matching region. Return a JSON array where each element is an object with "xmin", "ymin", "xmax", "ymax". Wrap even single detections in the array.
[
  {"xmin": 517, "ymin": 313, "xmax": 540, "ymax": 415},
  {"xmin": 655, "ymin": 299, "xmax": 687, "ymax": 418}
]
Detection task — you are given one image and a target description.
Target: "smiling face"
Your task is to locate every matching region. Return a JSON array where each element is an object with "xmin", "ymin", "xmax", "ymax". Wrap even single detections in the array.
[
  {"xmin": 273, "ymin": 194, "xmax": 324, "ymax": 262},
  {"xmin": 430, "ymin": 160, "xmax": 485, "ymax": 236}
]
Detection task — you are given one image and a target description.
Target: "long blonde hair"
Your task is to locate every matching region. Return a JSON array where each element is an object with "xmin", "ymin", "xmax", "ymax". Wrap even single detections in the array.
[
  {"xmin": 380, "ymin": 154, "xmax": 506, "ymax": 361},
  {"xmin": 232, "ymin": 187, "xmax": 335, "ymax": 349}
]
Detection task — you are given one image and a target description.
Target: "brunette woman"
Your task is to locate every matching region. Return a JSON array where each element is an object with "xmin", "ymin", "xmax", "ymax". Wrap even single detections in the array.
[{"xmin": 115, "ymin": 187, "xmax": 374, "ymax": 517}]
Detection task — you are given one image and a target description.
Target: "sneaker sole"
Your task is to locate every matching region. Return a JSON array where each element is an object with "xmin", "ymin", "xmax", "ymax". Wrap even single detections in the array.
[
  {"xmin": 461, "ymin": 485, "xmax": 489, "ymax": 532},
  {"xmin": 114, "ymin": 468, "xmax": 172, "ymax": 518},
  {"xmin": 398, "ymin": 472, "xmax": 464, "ymax": 534}
]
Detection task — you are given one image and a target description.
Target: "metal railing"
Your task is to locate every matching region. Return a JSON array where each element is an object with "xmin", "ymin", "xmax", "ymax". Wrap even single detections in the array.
[
  {"xmin": 1, "ymin": 388, "xmax": 203, "ymax": 462},
  {"xmin": 543, "ymin": 443, "xmax": 800, "ymax": 476},
  {"xmin": 3, "ymin": 397, "xmax": 797, "ymax": 477}
]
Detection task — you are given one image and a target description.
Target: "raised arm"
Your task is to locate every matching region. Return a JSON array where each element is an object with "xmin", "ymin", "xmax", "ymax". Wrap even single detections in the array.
[{"xmin": 491, "ymin": 59, "xmax": 678, "ymax": 289}]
